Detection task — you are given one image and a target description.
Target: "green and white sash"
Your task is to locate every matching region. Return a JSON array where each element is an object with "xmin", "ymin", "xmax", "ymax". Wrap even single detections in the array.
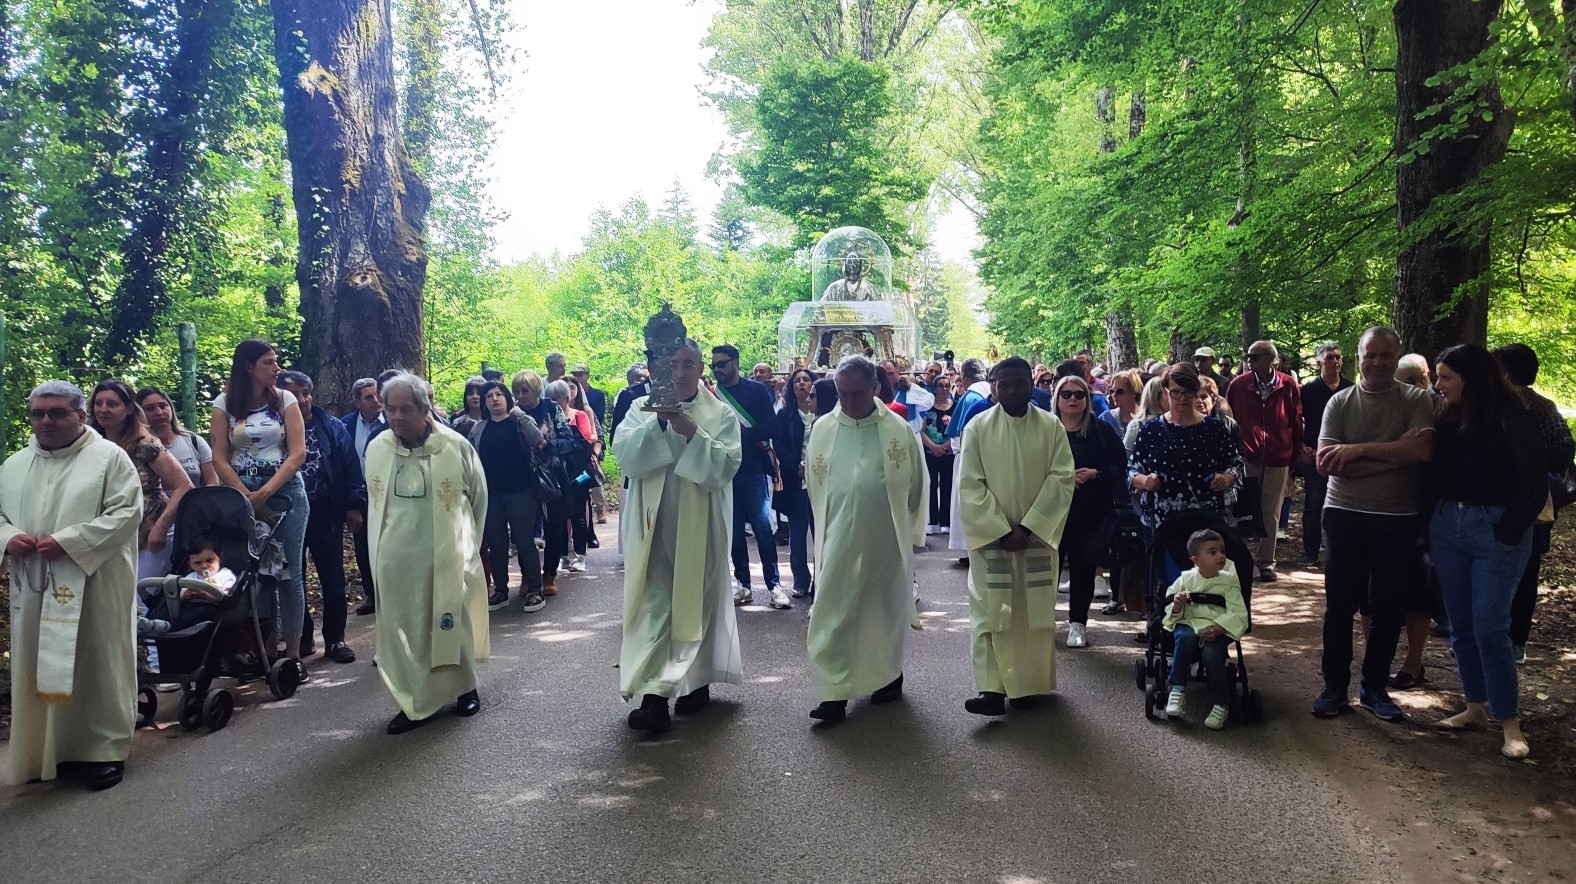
[{"xmin": 716, "ymin": 384, "xmax": 756, "ymax": 429}]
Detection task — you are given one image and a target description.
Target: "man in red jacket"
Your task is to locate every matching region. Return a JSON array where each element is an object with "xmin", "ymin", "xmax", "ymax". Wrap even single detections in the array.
[{"xmin": 1226, "ymin": 340, "xmax": 1306, "ymax": 582}]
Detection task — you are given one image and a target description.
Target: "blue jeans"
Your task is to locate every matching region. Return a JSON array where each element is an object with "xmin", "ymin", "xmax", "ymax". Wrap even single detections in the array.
[
  {"xmin": 731, "ymin": 472, "xmax": 780, "ymax": 590},
  {"xmin": 780, "ymin": 491, "xmax": 814, "ymax": 593},
  {"xmin": 1430, "ymin": 502, "xmax": 1531, "ymax": 720},
  {"xmin": 242, "ymin": 473, "xmax": 309, "ymax": 646},
  {"xmin": 1170, "ymin": 624, "xmax": 1233, "ymax": 707}
]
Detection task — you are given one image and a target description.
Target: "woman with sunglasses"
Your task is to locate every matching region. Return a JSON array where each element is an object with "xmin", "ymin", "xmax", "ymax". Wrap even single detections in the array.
[
  {"xmin": 1129, "ymin": 363, "xmax": 1243, "ymax": 530},
  {"xmin": 1054, "ymin": 376, "xmax": 1128, "ymax": 648},
  {"xmin": 1098, "ymin": 369, "xmax": 1144, "ymax": 438}
]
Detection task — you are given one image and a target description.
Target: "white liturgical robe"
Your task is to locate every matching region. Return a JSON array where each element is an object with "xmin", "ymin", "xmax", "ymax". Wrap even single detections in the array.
[
  {"xmin": 613, "ymin": 387, "xmax": 743, "ymax": 700},
  {"xmin": 366, "ymin": 422, "xmax": 490, "ymax": 720},
  {"xmin": 959, "ymin": 407, "xmax": 1075, "ymax": 698},
  {"xmin": 0, "ymin": 428, "xmax": 142, "ymax": 784},
  {"xmin": 805, "ymin": 405, "xmax": 927, "ymax": 701}
]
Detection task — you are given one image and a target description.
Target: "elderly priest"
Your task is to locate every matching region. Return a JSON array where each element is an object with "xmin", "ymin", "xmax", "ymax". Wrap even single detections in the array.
[
  {"xmin": 804, "ymin": 355, "xmax": 928, "ymax": 725},
  {"xmin": 366, "ymin": 372, "xmax": 490, "ymax": 735},
  {"xmin": 1, "ymin": 381, "xmax": 143, "ymax": 790}
]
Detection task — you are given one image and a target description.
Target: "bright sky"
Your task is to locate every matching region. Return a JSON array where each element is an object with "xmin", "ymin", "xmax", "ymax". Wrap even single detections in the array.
[{"xmin": 486, "ymin": 0, "xmax": 978, "ymax": 267}]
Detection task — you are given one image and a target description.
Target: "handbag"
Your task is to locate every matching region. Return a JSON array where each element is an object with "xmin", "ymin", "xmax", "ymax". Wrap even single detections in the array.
[{"xmin": 533, "ymin": 459, "xmax": 564, "ymax": 503}]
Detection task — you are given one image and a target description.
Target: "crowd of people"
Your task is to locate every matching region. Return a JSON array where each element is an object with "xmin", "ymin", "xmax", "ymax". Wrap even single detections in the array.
[{"xmin": 2, "ymin": 326, "xmax": 1570, "ymax": 790}]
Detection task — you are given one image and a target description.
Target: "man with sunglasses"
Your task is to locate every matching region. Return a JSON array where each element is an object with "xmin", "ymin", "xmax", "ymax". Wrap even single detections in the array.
[
  {"xmin": 710, "ymin": 344, "xmax": 788, "ymax": 610},
  {"xmin": 2, "ymin": 381, "xmax": 143, "ymax": 790},
  {"xmin": 1226, "ymin": 340, "xmax": 1305, "ymax": 582}
]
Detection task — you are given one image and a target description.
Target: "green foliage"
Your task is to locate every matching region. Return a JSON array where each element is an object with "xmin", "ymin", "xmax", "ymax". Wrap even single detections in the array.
[
  {"xmin": 967, "ymin": 0, "xmax": 1576, "ymax": 403},
  {"xmin": 737, "ymin": 56, "xmax": 928, "ymax": 252}
]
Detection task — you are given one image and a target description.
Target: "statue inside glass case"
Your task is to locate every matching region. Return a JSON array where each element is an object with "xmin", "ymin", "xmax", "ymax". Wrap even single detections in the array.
[{"xmin": 819, "ymin": 252, "xmax": 880, "ymax": 302}]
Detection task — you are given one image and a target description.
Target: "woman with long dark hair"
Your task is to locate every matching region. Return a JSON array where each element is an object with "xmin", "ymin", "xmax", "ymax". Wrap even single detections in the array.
[
  {"xmin": 90, "ymin": 380, "xmax": 193, "ymax": 578},
  {"xmin": 449, "ymin": 376, "xmax": 489, "ymax": 438},
  {"xmin": 468, "ymin": 380, "xmax": 547, "ymax": 613},
  {"xmin": 138, "ymin": 386, "xmax": 220, "ymax": 490},
  {"xmin": 209, "ymin": 339, "xmax": 310, "ymax": 677},
  {"xmin": 774, "ymin": 368, "xmax": 819, "ymax": 599},
  {"xmin": 1053, "ymin": 375, "xmax": 1128, "ymax": 648},
  {"xmin": 1428, "ymin": 344, "xmax": 1546, "ymax": 759}
]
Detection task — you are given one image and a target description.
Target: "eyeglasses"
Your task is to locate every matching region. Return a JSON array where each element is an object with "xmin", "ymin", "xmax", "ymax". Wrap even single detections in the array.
[
  {"xmin": 1036, "ymin": 379, "xmax": 1054, "ymax": 388},
  {"xmin": 708, "ymin": 361, "xmax": 733, "ymax": 372},
  {"xmin": 1166, "ymin": 388, "xmax": 1197, "ymax": 400},
  {"xmin": 1058, "ymin": 389, "xmax": 1088, "ymax": 400},
  {"xmin": 28, "ymin": 408, "xmax": 75, "ymax": 421}
]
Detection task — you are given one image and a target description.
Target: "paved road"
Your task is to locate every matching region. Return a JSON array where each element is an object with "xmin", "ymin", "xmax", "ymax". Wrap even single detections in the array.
[{"xmin": 0, "ymin": 525, "xmax": 1392, "ymax": 884}]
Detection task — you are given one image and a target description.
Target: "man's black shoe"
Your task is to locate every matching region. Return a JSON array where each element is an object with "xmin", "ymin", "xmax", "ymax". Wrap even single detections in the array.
[
  {"xmin": 355, "ymin": 601, "xmax": 375, "ymax": 616},
  {"xmin": 387, "ymin": 711, "xmax": 431, "ymax": 735},
  {"xmin": 809, "ymin": 700, "xmax": 847, "ymax": 725},
  {"xmin": 455, "ymin": 690, "xmax": 481, "ymax": 717},
  {"xmin": 674, "ymin": 685, "xmax": 710, "ymax": 715},
  {"xmin": 627, "ymin": 694, "xmax": 672, "ymax": 733},
  {"xmin": 326, "ymin": 642, "xmax": 356, "ymax": 664},
  {"xmin": 1008, "ymin": 695, "xmax": 1044, "ymax": 710},
  {"xmin": 86, "ymin": 762, "xmax": 124, "ymax": 791},
  {"xmin": 871, "ymin": 674, "xmax": 904, "ymax": 704},
  {"xmin": 964, "ymin": 692, "xmax": 1006, "ymax": 716}
]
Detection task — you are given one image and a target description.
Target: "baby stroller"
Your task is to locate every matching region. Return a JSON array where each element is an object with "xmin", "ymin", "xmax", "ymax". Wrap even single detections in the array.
[
  {"xmin": 1133, "ymin": 509, "xmax": 1264, "ymax": 723},
  {"xmin": 134, "ymin": 485, "xmax": 300, "ymax": 732}
]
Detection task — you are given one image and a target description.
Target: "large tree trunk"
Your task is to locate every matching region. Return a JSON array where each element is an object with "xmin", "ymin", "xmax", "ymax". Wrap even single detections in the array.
[
  {"xmin": 1105, "ymin": 310, "xmax": 1138, "ymax": 371},
  {"xmin": 105, "ymin": 0, "xmax": 237, "ymax": 368},
  {"xmin": 272, "ymin": 0, "xmax": 430, "ymax": 412},
  {"xmin": 1393, "ymin": 0, "xmax": 1512, "ymax": 360},
  {"xmin": 1168, "ymin": 325, "xmax": 1193, "ymax": 365}
]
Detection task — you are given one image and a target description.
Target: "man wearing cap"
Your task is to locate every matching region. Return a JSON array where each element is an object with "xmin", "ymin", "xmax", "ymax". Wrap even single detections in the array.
[{"xmin": 1194, "ymin": 347, "xmax": 1228, "ymax": 392}]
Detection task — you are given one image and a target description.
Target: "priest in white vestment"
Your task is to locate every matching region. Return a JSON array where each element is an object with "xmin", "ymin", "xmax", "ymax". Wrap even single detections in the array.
[
  {"xmin": 366, "ymin": 373, "xmax": 490, "ymax": 735},
  {"xmin": 614, "ymin": 338, "xmax": 743, "ymax": 735},
  {"xmin": 805, "ymin": 355, "xmax": 927, "ymax": 725},
  {"xmin": 0, "ymin": 381, "xmax": 142, "ymax": 790},
  {"xmin": 959, "ymin": 357, "xmax": 1075, "ymax": 716}
]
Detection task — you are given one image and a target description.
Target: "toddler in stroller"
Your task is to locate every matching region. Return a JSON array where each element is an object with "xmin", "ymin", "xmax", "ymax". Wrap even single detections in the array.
[
  {"xmin": 139, "ymin": 536, "xmax": 235, "ymax": 636},
  {"xmin": 1162, "ymin": 529, "xmax": 1249, "ymax": 729},
  {"xmin": 135, "ymin": 485, "xmax": 302, "ymax": 733}
]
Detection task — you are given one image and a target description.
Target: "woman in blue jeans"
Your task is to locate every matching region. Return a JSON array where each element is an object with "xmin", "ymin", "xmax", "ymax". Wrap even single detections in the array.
[
  {"xmin": 211, "ymin": 339, "xmax": 310, "ymax": 681},
  {"xmin": 774, "ymin": 369, "xmax": 819, "ymax": 598},
  {"xmin": 1428, "ymin": 344, "xmax": 1546, "ymax": 759}
]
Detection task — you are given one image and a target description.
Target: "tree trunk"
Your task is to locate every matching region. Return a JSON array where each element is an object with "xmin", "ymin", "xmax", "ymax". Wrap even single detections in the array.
[
  {"xmin": 1094, "ymin": 85, "xmax": 1117, "ymax": 153},
  {"xmin": 1129, "ymin": 90, "xmax": 1146, "ymax": 141},
  {"xmin": 1168, "ymin": 325, "xmax": 1193, "ymax": 365},
  {"xmin": 1393, "ymin": 0, "xmax": 1512, "ymax": 360},
  {"xmin": 1240, "ymin": 300, "xmax": 1261, "ymax": 354},
  {"xmin": 1105, "ymin": 310, "xmax": 1138, "ymax": 371},
  {"xmin": 858, "ymin": 0, "xmax": 875, "ymax": 61},
  {"xmin": 272, "ymin": 0, "xmax": 430, "ymax": 412}
]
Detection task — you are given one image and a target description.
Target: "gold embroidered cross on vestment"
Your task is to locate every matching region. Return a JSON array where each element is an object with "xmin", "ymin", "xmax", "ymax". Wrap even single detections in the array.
[{"xmin": 811, "ymin": 454, "xmax": 829, "ymax": 486}]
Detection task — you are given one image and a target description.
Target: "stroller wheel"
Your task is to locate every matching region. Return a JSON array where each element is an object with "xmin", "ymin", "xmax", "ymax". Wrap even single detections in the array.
[
  {"xmin": 1244, "ymin": 688, "xmax": 1265, "ymax": 723},
  {"xmin": 203, "ymin": 689, "xmax": 235, "ymax": 731},
  {"xmin": 1144, "ymin": 687, "xmax": 1157, "ymax": 719},
  {"xmin": 178, "ymin": 691, "xmax": 204, "ymax": 731},
  {"xmin": 136, "ymin": 688, "xmax": 158, "ymax": 728},
  {"xmin": 268, "ymin": 657, "xmax": 300, "ymax": 700},
  {"xmin": 1133, "ymin": 659, "xmax": 1147, "ymax": 692}
]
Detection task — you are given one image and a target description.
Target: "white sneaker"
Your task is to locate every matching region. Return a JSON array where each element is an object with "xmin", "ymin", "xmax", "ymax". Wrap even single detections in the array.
[
  {"xmin": 1205, "ymin": 704, "xmax": 1230, "ymax": 730},
  {"xmin": 1058, "ymin": 572, "xmax": 1070, "ymax": 594},
  {"xmin": 1093, "ymin": 574, "xmax": 1112, "ymax": 599},
  {"xmin": 733, "ymin": 584, "xmax": 752, "ymax": 606},
  {"xmin": 1166, "ymin": 687, "xmax": 1186, "ymax": 717},
  {"xmin": 925, "ymin": 524, "xmax": 937, "ymax": 536},
  {"xmin": 569, "ymin": 553, "xmax": 587, "ymax": 572},
  {"xmin": 534, "ymin": 537, "xmax": 545, "ymax": 550},
  {"xmin": 1066, "ymin": 622, "xmax": 1087, "ymax": 648},
  {"xmin": 769, "ymin": 588, "xmax": 793, "ymax": 610},
  {"xmin": 939, "ymin": 526, "xmax": 949, "ymax": 534}
]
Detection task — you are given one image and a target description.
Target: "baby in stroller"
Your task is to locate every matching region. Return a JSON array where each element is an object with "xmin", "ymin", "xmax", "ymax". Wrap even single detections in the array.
[
  {"xmin": 139, "ymin": 536, "xmax": 236, "ymax": 636},
  {"xmin": 1162, "ymin": 529, "xmax": 1250, "ymax": 729}
]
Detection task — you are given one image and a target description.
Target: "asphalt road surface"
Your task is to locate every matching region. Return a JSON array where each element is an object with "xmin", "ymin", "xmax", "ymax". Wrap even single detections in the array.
[{"xmin": 0, "ymin": 524, "xmax": 1394, "ymax": 884}]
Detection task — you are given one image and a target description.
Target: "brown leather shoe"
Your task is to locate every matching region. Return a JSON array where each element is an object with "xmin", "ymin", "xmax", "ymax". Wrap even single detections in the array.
[{"xmin": 542, "ymin": 576, "xmax": 558, "ymax": 596}]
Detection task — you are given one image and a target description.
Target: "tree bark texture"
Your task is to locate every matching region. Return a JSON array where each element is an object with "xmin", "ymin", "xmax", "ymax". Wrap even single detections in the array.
[
  {"xmin": 272, "ymin": 0, "xmax": 430, "ymax": 412},
  {"xmin": 1129, "ymin": 90, "xmax": 1146, "ymax": 141},
  {"xmin": 1168, "ymin": 325, "xmax": 1194, "ymax": 365},
  {"xmin": 1393, "ymin": 0, "xmax": 1512, "ymax": 360},
  {"xmin": 1105, "ymin": 310, "xmax": 1138, "ymax": 371}
]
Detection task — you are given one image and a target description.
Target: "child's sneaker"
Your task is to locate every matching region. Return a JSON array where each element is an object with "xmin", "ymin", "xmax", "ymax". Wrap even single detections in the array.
[
  {"xmin": 1165, "ymin": 687, "xmax": 1185, "ymax": 718},
  {"xmin": 1205, "ymin": 704, "xmax": 1229, "ymax": 730},
  {"xmin": 137, "ymin": 616, "xmax": 171, "ymax": 637}
]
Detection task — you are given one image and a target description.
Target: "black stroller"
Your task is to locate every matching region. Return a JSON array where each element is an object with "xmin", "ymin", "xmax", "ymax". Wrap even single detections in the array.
[
  {"xmin": 135, "ymin": 486, "xmax": 301, "ymax": 732},
  {"xmin": 1133, "ymin": 509, "xmax": 1264, "ymax": 723}
]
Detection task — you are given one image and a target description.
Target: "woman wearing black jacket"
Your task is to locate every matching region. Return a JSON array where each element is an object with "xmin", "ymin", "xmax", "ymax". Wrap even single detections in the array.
[
  {"xmin": 1054, "ymin": 375, "xmax": 1128, "ymax": 648},
  {"xmin": 1428, "ymin": 345, "xmax": 1546, "ymax": 760},
  {"xmin": 774, "ymin": 368, "xmax": 819, "ymax": 598}
]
